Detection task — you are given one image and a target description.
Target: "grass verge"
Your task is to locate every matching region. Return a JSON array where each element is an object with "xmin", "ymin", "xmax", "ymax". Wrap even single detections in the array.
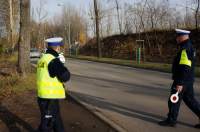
[
  {"xmin": 11, "ymin": 66, "xmax": 37, "ymax": 93},
  {"xmin": 64, "ymin": 54, "xmax": 200, "ymax": 76},
  {"xmin": 0, "ymin": 55, "xmax": 37, "ymax": 97}
]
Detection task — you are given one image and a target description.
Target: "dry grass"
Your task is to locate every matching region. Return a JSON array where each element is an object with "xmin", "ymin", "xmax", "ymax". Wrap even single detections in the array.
[{"xmin": 0, "ymin": 54, "xmax": 37, "ymax": 98}]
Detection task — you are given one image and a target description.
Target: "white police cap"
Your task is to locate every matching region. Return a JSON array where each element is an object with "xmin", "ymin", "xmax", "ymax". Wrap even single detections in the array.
[
  {"xmin": 175, "ymin": 29, "xmax": 190, "ymax": 36},
  {"xmin": 45, "ymin": 37, "xmax": 63, "ymax": 46}
]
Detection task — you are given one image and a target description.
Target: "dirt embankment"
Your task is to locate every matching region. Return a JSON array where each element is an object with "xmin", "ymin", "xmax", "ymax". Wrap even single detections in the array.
[{"xmin": 79, "ymin": 29, "xmax": 200, "ymax": 65}]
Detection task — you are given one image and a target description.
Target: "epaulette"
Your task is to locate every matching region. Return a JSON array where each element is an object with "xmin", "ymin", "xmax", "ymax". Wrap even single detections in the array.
[{"xmin": 182, "ymin": 43, "xmax": 190, "ymax": 51}]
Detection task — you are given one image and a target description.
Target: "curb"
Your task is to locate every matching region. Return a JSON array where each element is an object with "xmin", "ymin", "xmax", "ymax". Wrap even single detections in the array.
[
  {"xmin": 30, "ymin": 62, "xmax": 128, "ymax": 132},
  {"xmin": 31, "ymin": 63, "xmax": 37, "ymax": 68},
  {"xmin": 65, "ymin": 56, "xmax": 200, "ymax": 78}
]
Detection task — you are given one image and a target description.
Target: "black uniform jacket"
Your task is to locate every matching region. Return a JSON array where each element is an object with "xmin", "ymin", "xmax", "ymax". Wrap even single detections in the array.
[
  {"xmin": 172, "ymin": 39, "xmax": 195, "ymax": 86},
  {"xmin": 45, "ymin": 48, "xmax": 70, "ymax": 82}
]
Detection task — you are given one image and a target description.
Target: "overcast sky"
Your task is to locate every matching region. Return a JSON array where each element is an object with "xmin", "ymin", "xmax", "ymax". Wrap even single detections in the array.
[{"xmin": 31, "ymin": 0, "xmax": 189, "ymax": 23}]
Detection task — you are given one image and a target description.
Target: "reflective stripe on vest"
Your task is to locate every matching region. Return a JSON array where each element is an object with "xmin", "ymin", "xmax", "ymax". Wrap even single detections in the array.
[
  {"xmin": 179, "ymin": 49, "xmax": 191, "ymax": 67},
  {"xmin": 37, "ymin": 81, "xmax": 63, "ymax": 87},
  {"xmin": 37, "ymin": 54, "xmax": 65, "ymax": 99}
]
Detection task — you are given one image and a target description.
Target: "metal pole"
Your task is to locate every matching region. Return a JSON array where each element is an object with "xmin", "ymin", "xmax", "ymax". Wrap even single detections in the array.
[
  {"xmin": 139, "ymin": 47, "xmax": 141, "ymax": 63},
  {"xmin": 143, "ymin": 41, "xmax": 145, "ymax": 63},
  {"xmin": 135, "ymin": 41, "xmax": 137, "ymax": 62},
  {"xmin": 74, "ymin": 44, "xmax": 75, "ymax": 56}
]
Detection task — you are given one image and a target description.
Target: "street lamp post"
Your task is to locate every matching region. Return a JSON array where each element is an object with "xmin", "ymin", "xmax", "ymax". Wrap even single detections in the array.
[{"xmin": 58, "ymin": 4, "xmax": 71, "ymax": 55}]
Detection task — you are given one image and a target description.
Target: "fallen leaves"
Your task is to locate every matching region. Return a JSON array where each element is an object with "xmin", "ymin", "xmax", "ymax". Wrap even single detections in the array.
[
  {"xmin": 76, "ymin": 121, "xmax": 82, "ymax": 125},
  {"xmin": 0, "ymin": 55, "xmax": 21, "ymax": 98}
]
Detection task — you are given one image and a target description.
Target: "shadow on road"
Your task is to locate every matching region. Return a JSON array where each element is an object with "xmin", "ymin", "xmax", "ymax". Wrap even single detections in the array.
[
  {"xmin": 71, "ymin": 74, "xmax": 171, "ymax": 97},
  {"xmin": 70, "ymin": 91, "xmax": 194, "ymax": 128},
  {"xmin": 68, "ymin": 74, "xmax": 196, "ymax": 128}
]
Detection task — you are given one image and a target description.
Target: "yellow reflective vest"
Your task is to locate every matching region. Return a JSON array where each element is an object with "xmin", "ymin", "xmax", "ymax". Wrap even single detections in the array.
[
  {"xmin": 179, "ymin": 49, "xmax": 191, "ymax": 67},
  {"xmin": 37, "ymin": 54, "xmax": 65, "ymax": 99}
]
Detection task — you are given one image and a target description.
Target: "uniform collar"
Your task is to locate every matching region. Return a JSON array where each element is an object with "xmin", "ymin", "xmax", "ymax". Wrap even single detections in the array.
[
  {"xmin": 46, "ymin": 48, "xmax": 59, "ymax": 57},
  {"xmin": 180, "ymin": 39, "xmax": 190, "ymax": 48}
]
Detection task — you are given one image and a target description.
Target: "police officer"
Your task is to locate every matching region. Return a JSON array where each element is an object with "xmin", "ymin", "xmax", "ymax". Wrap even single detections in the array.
[
  {"xmin": 37, "ymin": 37, "xmax": 70, "ymax": 132},
  {"xmin": 159, "ymin": 29, "xmax": 200, "ymax": 128}
]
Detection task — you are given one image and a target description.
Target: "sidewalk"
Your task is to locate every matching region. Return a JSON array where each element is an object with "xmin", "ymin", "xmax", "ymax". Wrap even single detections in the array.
[{"xmin": 0, "ymin": 90, "xmax": 116, "ymax": 132}]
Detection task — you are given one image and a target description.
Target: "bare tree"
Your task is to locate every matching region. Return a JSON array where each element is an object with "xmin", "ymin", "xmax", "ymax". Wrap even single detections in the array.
[
  {"xmin": 0, "ymin": 0, "xmax": 10, "ymax": 40},
  {"xmin": 18, "ymin": 0, "xmax": 30, "ymax": 79},
  {"xmin": 140, "ymin": 0, "xmax": 153, "ymax": 56},
  {"xmin": 147, "ymin": 0, "xmax": 168, "ymax": 57},
  {"xmin": 31, "ymin": 7, "xmax": 37, "ymax": 48},
  {"xmin": 107, "ymin": 0, "xmax": 122, "ymax": 34},
  {"xmin": 106, "ymin": 13, "xmax": 113, "ymax": 36},
  {"xmin": 89, "ymin": 3, "xmax": 96, "ymax": 37},
  {"xmin": 0, "ymin": 0, "xmax": 20, "ymax": 53},
  {"xmin": 36, "ymin": 0, "xmax": 48, "ymax": 50},
  {"xmin": 9, "ymin": 0, "xmax": 14, "ymax": 55},
  {"xmin": 196, "ymin": 0, "xmax": 200, "ymax": 29},
  {"xmin": 115, "ymin": 0, "xmax": 122, "ymax": 34},
  {"xmin": 94, "ymin": 0, "xmax": 101, "ymax": 58},
  {"xmin": 123, "ymin": 3, "xmax": 134, "ymax": 34}
]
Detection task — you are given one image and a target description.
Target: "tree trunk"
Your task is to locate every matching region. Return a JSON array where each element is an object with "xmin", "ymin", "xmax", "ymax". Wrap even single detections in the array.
[
  {"xmin": 9, "ymin": 0, "xmax": 14, "ymax": 55},
  {"xmin": 196, "ymin": 0, "xmax": 199, "ymax": 30},
  {"xmin": 154, "ymin": 28, "xmax": 162, "ymax": 57},
  {"xmin": 18, "ymin": 0, "xmax": 30, "ymax": 79},
  {"xmin": 142, "ymin": 21, "xmax": 153, "ymax": 56},
  {"xmin": 115, "ymin": 0, "xmax": 122, "ymax": 35},
  {"xmin": 94, "ymin": 0, "xmax": 101, "ymax": 58}
]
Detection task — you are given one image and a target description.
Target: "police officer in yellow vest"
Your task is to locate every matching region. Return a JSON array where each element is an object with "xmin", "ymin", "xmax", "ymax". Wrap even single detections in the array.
[{"xmin": 37, "ymin": 37, "xmax": 70, "ymax": 132}]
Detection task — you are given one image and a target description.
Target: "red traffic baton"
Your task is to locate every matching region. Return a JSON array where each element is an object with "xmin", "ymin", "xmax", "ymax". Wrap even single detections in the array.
[{"xmin": 170, "ymin": 92, "xmax": 179, "ymax": 103}]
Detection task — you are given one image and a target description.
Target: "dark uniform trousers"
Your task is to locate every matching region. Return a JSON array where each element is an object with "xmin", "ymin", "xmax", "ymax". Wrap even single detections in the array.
[
  {"xmin": 37, "ymin": 97, "xmax": 65, "ymax": 132},
  {"xmin": 167, "ymin": 80, "xmax": 200, "ymax": 125}
]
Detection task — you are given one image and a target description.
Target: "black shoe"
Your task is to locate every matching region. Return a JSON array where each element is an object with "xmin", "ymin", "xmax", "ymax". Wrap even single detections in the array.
[
  {"xmin": 195, "ymin": 118, "xmax": 200, "ymax": 129},
  {"xmin": 159, "ymin": 120, "xmax": 176, "ymax": 127},
  {"xmin": 195, "ymin": 124, "xmax": 200, "ymax": 129}
]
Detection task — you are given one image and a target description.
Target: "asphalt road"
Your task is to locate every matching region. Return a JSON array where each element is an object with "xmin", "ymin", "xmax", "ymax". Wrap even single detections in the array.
[{"xmin": 31, "ymin": 57, "xmax": 200, "ymax": 132}]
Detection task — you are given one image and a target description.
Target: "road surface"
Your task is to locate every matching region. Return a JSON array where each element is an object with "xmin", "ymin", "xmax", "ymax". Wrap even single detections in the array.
[{"xmin": 31, "ymin": 57, "xmax": 200, "ymax": 132}]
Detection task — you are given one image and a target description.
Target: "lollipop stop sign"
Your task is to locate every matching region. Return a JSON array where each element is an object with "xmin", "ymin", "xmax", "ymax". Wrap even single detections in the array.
[{"xmin": 170, "ymin": 92, "xmax": 179, "ymax": 103}]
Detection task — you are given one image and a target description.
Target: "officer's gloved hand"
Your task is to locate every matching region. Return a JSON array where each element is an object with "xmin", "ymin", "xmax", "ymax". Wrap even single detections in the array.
[{"xmin": 58, "ymin": 53, "xmax": 65, "ymax": 64}]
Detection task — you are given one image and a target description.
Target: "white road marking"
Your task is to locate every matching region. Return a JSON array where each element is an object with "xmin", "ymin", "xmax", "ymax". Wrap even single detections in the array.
[{"xmin": 100, "ymin": 72, "xmax": 119, "ymax": 78}]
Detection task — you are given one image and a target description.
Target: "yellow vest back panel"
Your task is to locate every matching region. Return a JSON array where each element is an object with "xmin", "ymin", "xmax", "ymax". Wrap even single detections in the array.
[{"xmin": 37, "ymin": 54, "xmax": 65, "ymax": 99}]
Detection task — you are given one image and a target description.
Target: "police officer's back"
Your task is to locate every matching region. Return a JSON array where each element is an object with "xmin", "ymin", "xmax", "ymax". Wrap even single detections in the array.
[{"xmin": 37, "ymin": 37, "xmax": 70, "ymax": 132}]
